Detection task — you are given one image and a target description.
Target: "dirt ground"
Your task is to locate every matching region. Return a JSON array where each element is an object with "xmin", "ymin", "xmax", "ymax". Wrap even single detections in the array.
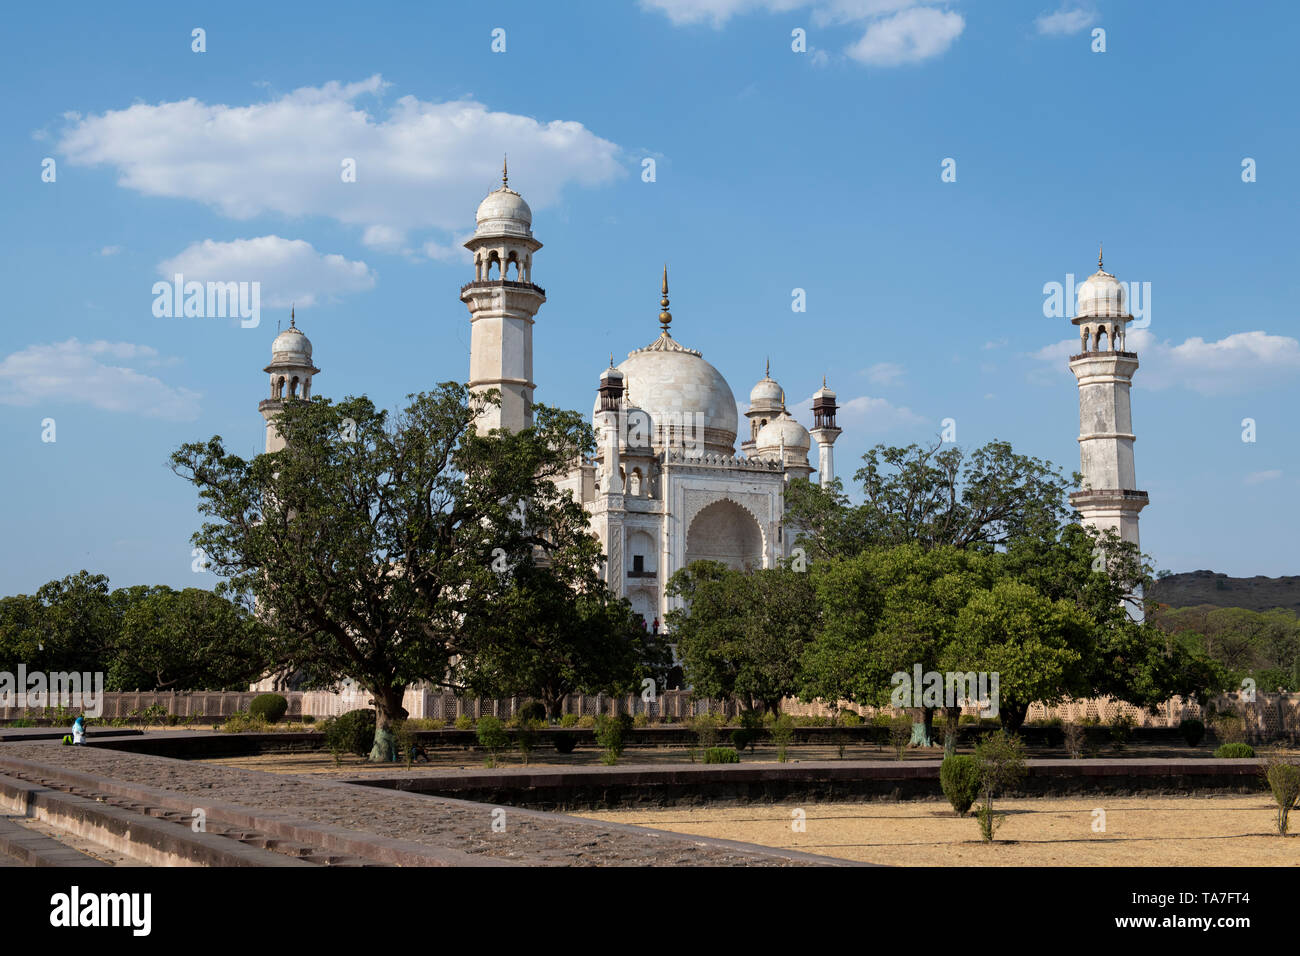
[{"xmin": 574, "ymin": 795, "xmax": 1300, "ymax": 866}]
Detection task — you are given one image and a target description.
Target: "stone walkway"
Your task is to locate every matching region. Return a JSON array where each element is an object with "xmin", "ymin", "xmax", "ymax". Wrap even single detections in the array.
[{"xmin": 0, "ymin": 743, "xmax": 847, "ymax": 866}]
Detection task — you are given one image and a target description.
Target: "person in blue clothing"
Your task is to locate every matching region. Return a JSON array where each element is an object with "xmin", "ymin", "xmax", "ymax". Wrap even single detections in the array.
[{"xmin": 71, "ymin": 715, "xmax": 85, "ymax": 745}]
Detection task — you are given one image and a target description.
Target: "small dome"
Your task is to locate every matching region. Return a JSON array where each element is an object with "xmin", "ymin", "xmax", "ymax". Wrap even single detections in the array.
[
  {"xmin": 1076, "ymin": 268, "xmax": 1127, "ymax": 319},
  {"xmin": 600, "ymin": 364, "xmax": 624, "ymax": 383},
  {"xmin": 755, "ymin": 413, "xmax": 811, "ymax": 455},
  {"xmin": 750, "ymin": 376, "xmax": 783, "ymax": 406},
  {"xmin": 474, "ymin": 186, "xmax": 533, "ymax": 238},
  {"xmin": 271, "ymin": 324, "xmax": 312, "ymax": 363},
  {"xmin": 813, "ymin": 380, "xmax": 836, "ymax": 402}
]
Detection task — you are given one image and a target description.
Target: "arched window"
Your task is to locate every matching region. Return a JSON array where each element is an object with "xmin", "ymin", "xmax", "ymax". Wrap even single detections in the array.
[
  {"xmin": 274, "ymin": 376, "xmax": 285, "ymax": 399},
  {"xmin": 289, "ymin": 376, "xmax": 299, "ymax": 397}
]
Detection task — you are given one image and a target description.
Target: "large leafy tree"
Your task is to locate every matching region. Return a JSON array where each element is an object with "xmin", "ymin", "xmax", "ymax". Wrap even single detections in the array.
[
  {"xmin": 456, "ymin": 560, "xmax": 665, "ymax": 719},
  {"xmin": 666, "ymin": 562, "xmax": 817, "ymax": 714},
  {"xmin": 800, "ymin": 544, "xmax": 993, "ymax": 732},
  {"xmin": 108, "ymin": 587, "xmax": 272, "ymax": 691},
  {"xmin": 785, "ymin": 440, "xmax": 1076, "ymax": 558},
  {"xmin": 171, "ymin": 384, "xmax": 595, "ymax": 758}
]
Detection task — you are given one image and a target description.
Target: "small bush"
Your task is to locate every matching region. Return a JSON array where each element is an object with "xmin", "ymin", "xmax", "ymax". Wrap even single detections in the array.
[
  {"xmin": 1177, "ymin": 718, "xmax": 1205, "ymax": 747},
  {"xmin": 403, "ymin": 717, "xmax": 443, "ymax": 731},
  {"xmin": 888, "ymin": 714, "xmax": 913, "ymax": 760},
  {"xmin": 1214, "ymin": 712, "xmax": 1247, "ymax": 744},
  {"xmin": 692, "ymin": 714, "xmax": 722, "ymax": 750},
  {"xmin": 516, "ymin": 718, "xmax": 539, "ymax": 764},
  {"xmin": 940, "ymin": 754, "xmax": 981, "ymax": 816},
  {"xmin": 732, "ymin": 709, "xmax": 763, "ymax": 752},
  {"xmin": 973, "ymin": 730, "xmax": 1027, "ymax": 843},
  {"xmin": 220, "ymin": 711, "xmax": 270, "ymax": 734},
  {"xmin": 453, "ymin": 715, "xmax": 475, "ymax": 730},
  {"xmin": 476, "ymin": 715, "xmax": 510, "ymax": 767},
  {"xmin": 1063, "ymin": 722, "xmax": 1085, "ymax": 759},
  {"xmin": 1263, "ymin": 756, "xmax": 1300, "ymax": 835},
  {"xmin": 594, "ymin": 713, "xmax": 633, "ymax": 765},
  {"xmin": 771, "ymin": 714, "xmax": 795, "ymax": 763},
  {"xmin": 577, "ymin": 714, "xmax": 596, "ymax": 728},
  {"xmin": 839, "ymin": 711, "xmax": 863, "ymax": 726},
  {"xmin": 554, "ymin": 733, "xmax": 577, "ymax": 754},
  {"xmin": 248, "ymin": 693, "xmax": 289, "ymax": 723},
  {"xmin": 559, "ymin": 713, "xmax": 580, "ymax": 728},
  {"xmin": 1109, "ymin": 714, "xmax": 1136, "ymax": 752},
  {"xmin": 517, "ymin": 700, "xmax": 547, "ymax": 723},
  {"xmin": 703, "ymin": 747, "xmax": 739, "ymax": 764},
  {"xmin": 322, "ymin": 709, "xmax": 376, "ymax": 757},
  {"xmin": 1214, "ymin": 743, "xmax": 1255, "ymax": 758},
  {"xmin": 633, "ymin": 712, "xmax": 650, "ymax": 728}
]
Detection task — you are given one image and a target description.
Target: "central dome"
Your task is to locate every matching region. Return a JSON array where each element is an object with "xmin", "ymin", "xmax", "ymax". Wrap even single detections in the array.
[{"xmin": 594, "ymin": 333, "xmax": 738, "ymax": 455}]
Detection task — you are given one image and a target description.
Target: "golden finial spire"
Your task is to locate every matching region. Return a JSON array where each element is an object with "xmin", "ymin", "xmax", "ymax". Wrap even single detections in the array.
[
  {"xmin": 823, "ymin": 373, "xmax": 827, "ymax": 388},
  {"xmin": 659, "ymin": 265, "xmax": 672, "ymax": 333},
  {"xmin": 502, "ymin": 154, "xmax": 508, "ymax": 188},
  {"xmin": 1098, "ymin": 241, "xmax": 1104, "ymax": 272},
  {"xmin": 609, "ymin": 352, "xmax": 614, "ymax": 368}
]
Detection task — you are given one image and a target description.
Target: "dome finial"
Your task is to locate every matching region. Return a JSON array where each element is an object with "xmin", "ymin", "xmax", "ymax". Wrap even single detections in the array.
[
  {"xmin": 659, "ymin": 264, "xmax": 672, "ymax": 334},
  {"xmin": 765, "ymin": 357, "xmax": 770, "ymax": 378},
  {"xmin": 502, "ymin": 153, "xmax": 508, "ymax": 188},
  {"xmin": 290, "ymin": 304, "xmax": 295, "ymax": 329},
  {"xmin": 609, "ymin": 352, "xmax": 614, "ymax": 368},
  {"xmin": 1098, "ymin": 241, "xmax": 1103, "ymax": 272},
  {"xmin": 823, "ymin": 373, "xmax": 827, "ymax": 388}
]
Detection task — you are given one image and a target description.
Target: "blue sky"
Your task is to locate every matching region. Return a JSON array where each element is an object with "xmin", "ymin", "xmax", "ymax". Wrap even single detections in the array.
[{"xmin": 1, "ymin": 0, "xmax": 1297, "ymax": 594}]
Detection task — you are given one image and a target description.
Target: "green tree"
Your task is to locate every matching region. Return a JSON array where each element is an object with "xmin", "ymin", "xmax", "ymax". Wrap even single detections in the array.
[
  {"xmin": 171, "ymin": 384, "xmax": 594, "ymax": 760},
  {"xmin": 108, "ymin": 587, "xmax": 272, "ymax": 691}
]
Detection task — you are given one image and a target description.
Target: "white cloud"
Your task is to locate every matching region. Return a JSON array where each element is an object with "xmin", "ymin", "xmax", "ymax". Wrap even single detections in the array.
[
  {"xmin": 641, "ymin": 0, "xmax": 962, "ymax": 66},
  {"xmin": 57, "ymin": 76, "xmax": 623, "ymax": 247},
  {"xmin": 0, "ymin": 339, "xmax": 200, "ymax": 421},
  {"xmin": 792, "ymin": 392, "xmax": 925, "ymax": 434},
  {"xmin": 1245, "ymin": 469, "xmax": 1282, "ymax": 485},
  {"xmin": 1035, "ymin": 5, "xmax": 1096, "ymax": 35},
  {"xmin": 863, "ymin": 361, "xmax": 905, "ymax": 386},
  {"xmin": 97, "ymin": 245, "xmax": 122, "ymax": 257},
  {"xmin": 1030, "ymin": 329, "xmax": 1300, "ymax": 394},
  {"xmin": 846, "ymin": 6, "xmax": 964, "ymax": 65},
  {"xmin": 157, "ymin": 236, "xmax": 376, "ymax": 308}
]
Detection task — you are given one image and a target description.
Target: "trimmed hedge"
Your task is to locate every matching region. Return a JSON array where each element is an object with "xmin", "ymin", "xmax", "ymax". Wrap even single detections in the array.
[
  {"xmin": 322, "ymin": 708, "xmax": 375, "ymax": 757},
  {"xmin": 940, "ymin": 754, "xmax": 980, "ymax": 815},
  {"xmin": 249, "ymin": 694, "xmax": 289, "ymax": 723},
  {"xmin": 1178, "ymin": 718, "xmax": 1205, "ymax": 748}
]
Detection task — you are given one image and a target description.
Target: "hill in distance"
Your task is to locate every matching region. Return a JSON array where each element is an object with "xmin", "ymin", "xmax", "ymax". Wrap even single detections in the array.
[{"xmin": 1149, "ymin": 570, "xmax": 1300, "ymax": 614}]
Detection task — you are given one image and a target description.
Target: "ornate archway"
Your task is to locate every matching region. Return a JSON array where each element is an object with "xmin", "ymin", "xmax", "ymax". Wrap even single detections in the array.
[{"xmin": 684, "ymin": 498, "xmax": 764, "ymax": 571}]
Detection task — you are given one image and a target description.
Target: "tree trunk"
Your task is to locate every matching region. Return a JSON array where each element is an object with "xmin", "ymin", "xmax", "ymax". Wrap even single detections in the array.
[
  {"xmin": 545, "ymin": 693, "xmax": 563, "ymax": 721},
  {"xmin": 369, "ymin": 685, "xmax": 408, "ymax": 762}
]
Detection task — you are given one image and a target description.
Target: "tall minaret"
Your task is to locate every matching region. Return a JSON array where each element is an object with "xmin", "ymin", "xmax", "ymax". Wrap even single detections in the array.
[
  {"xmin": 809, "ymin": 377, "xmax": 841, "ymax": 488},
  {"xmin": 1068, "ymin": 245, "xmax": 1148, "ymax": 620},
  {"xmin": 461, "ymin": 157, "xmax": 546, "ymax": 433},
  {"xmin": 259, "ymin": 309, "xmax": 319, "ymax": 453}
]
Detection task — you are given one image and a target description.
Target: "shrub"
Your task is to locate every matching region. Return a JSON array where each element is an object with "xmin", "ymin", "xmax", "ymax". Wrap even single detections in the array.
[
  {"xmin": 1109, "ymin": 714, "xmax": 1136, "ymax": 752},
  {"xmin": 554, "ymin": 733, "xmax": 577, "ymax": 754},
  {"xmin": 249, "ymin": 694, "xmax": 289, "ymax": 723},
  {"xmin": 594, "ymin": 713, "xmax": 633, "ymax": 765},
  {"xmin": 771, "ymin": 714, "xmax": 795, "ymax": 763},
  {"xmin": 1178, "ymin": 718, "xmax": 1205, "ymax": 748},
  {"xmin": 973, "ymin": 730, "xmax": 1026, "ymax": 843},
  {"xmin": 1213, "ymin": 712, "xmax": 1247, "ymax": 744},
  {"xmin": 141, "ymin": 703, "xmax": 169, "ymax": 725},
  {"xmin": 517, "ymin": 700, "xmax": 547, "ymax": 723},
  {"xmin": 732, "ymin": 709, "xmax": 763, "ymax": 752},
  {"xmin": 1263, "ymin": 756, "xmax": 1300, "ymax": 835},
  {"xmin": 940, "ymin": 754, "xmax": 981, "ymax": 816},
  {"xmin": 403, "ymin": 717, "xmax": 443, "ymax": 731},
  {"xmin": 692, "ymin": 714, "xmax": 722, "ymax": 751},
  {"xmin": 1214, "ymin": 743, "xmax": 1255, "ymax": 758},
  {"xmin": 453, "ymin": 715, "xmax": 474, "ymax": 730},
  {"xmin": 577, "ymin": 715, "xmax": 596, "ymax": 728},
  {"xmin": 516, "ymin": 718, "xmax": 539, "ymax": 764},
  {"xmin": 633, "ymin": 712, "xmax": 650, "ymax": 728},
  {"xmin": 839, "ymin": 710, "xmax": 863, "ymax": 726},
  {"xmin": 322, "ymin": 709, "xmax": 376, "ymax": 757},
  {"xmin": 476, "ymin": 715, "xmax": 510, "ymax": 767},
  {"xmin": 703, "ymin": 747, "xmax": 739, "ymax": 764},
  {"xmin": 888, "ymin": 714, "xmax": 913, "ymax": 760},
  {"xmin": 559, "ymin": 713, "xmax": 580, "ymax": 728},
  {"xmin": 1063, "ymin": 722, "xmax": 1085, "ymax": 759}
]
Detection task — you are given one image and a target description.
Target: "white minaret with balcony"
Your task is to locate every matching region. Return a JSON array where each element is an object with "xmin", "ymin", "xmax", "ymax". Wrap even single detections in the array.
[
  {"xmin": 809, "ymin": 377, "xmax": 841, "ymax": 488},
  {"xmin": 1069, "ymin": 246, "xmax": 1148, "ymax": 620},
  {"xmin": 258, "ymin": 309, "xmax": 319, "ymax": 453},
  {"xmin": 461, "ymin": 157, "xmax": 546, "ymax": 433}
]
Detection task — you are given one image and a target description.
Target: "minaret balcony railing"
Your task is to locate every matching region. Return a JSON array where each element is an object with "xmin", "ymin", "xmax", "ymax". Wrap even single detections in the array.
[{"xmin": 459, "ymin": 279, "xmax": 546, "ymax": 297}]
